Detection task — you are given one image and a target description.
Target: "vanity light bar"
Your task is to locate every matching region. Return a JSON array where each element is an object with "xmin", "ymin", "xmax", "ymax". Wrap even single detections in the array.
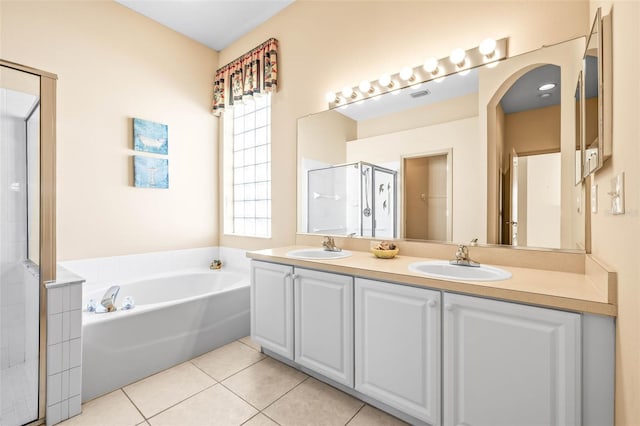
[{"xmin": 326, "ymin": 37, "xmax": 508, "ymax": 109}]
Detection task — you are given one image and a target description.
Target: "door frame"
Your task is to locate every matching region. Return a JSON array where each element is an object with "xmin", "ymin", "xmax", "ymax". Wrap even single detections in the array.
[
  {"xmin": 400, "ymin": 148, "xmax": 453, "ymax": 241},
  {"xmin": 1, "ymin": 59, "xmax": 57, "ymax": 426}
]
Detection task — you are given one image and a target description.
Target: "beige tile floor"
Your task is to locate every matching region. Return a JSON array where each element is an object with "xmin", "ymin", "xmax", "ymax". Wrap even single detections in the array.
[{"xmin": 60, "ymin": 336, "xmax": 407, "ymax": 426}]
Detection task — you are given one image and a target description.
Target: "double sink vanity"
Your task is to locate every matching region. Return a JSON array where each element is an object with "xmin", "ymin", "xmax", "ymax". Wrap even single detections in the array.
[
  {"xmin": 249, "ymin": 10, "xmax": 616, "ymax": 425},
  {"xmin": 247, "ymin": 242, "xmax": 616, "ymax": 426}
]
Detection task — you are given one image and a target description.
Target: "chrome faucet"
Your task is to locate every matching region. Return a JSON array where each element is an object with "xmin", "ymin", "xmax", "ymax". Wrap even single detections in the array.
[
  {"xmin": 322, "ymin": 236, "xmax": 342, "ymax": 252},
  {"xmin": 101, "ymin": 285, "xmax": 120, "ymax": 312},
  {"xmin": 450, "ymin": 242, "xmax": 480, "ymax": 267}
]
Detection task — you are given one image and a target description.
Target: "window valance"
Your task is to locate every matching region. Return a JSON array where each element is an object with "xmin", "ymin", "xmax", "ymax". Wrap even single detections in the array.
[{"xmin": 212, "ymin": 38, "xmax": 278, "ymax": 116}]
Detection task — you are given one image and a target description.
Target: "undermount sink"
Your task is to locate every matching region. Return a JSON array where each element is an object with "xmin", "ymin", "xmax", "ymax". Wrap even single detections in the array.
[
  {"xmin": 408, "ymin": 260, "xmax": 512, "ymax": 282},
  {"xmin": 286, "ymin": 248, "xmax": 352, "ymax": 260}
]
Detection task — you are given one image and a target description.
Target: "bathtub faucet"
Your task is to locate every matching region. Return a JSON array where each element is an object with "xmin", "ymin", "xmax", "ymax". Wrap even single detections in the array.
[{"xmin": 101, "ymin": 285, "xmax": 120, "ymax": 312}]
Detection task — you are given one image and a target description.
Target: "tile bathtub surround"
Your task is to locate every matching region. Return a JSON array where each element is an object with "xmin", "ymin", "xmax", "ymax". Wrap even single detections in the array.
[
  {"xmin": 58, "ymin": 337, "xmax": 407, "ymax": 426},
  {"xmin": 46, "ymin": 273, "xmax": 85, "ymax": 426}
]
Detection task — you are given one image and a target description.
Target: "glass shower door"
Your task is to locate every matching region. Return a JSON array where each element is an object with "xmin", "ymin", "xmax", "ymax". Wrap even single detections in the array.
[{"xmin": 0, "ymin": 65, "xmax": 41, "ymax": 426}]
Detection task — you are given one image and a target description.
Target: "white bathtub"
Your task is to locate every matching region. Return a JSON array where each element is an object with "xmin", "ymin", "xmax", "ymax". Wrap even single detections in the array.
[{"xmin": 81, "ymin": 269, "xmax": 250, "ymax": 402}]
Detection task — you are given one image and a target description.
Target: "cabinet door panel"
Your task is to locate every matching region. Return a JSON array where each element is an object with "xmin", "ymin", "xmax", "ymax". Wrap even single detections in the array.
[
  {"xmin": 355, "ymin": 278, "xmax": 441, "ymax": 425},
  {"xmin": 250, "ymin": 261, "xmax": 294, "ymax": 359},
  {"xmin": 295, "ymin": 268, "xmax": 353, "ymax": 386},
  {"xmin": 443, "ymin": 292, "xmax": 581, "ymax": 426}
]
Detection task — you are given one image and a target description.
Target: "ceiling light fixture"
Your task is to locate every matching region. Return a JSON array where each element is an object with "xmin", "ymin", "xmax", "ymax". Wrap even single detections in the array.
[
  {"xmin": 399, "ymin": 67, "xmax": 415, "ymax": 82},
  {"xmin": 359, "ymin": 80, "xmax": 374, "ymax": 95},
  {"xmin": 538, "ymin": 83, "xmax": 557, "ymax": 91},
  {"xmin": 325, "ymin": 92, "xmax": 339, "ymax": 104},
  {"xmin": 325, "ymin": 37, "xmax": 508, "ymax": 108},
  {"xmin": 449, "ymin": 48, "xmax": 466, "ymax": 68},
  {"xmin": 479, "ymin": 38, "xmax": 497, "ymax": 58},
  {"xmin": 378, "ymin": 74, "xmax": 394, "ymax": 89},
  {"xmin": 342, "ymin": 86, "xmax": 356, "ymax": 99},
  {"xmin": 423, "ymin": 57, "xmax": 439, "ymax": 74}
]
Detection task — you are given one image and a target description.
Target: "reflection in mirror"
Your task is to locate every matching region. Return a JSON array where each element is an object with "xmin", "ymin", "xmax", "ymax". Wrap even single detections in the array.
[
  {"xmin": 583, "ymin": 8, "xmax": 601, "ymax": 176},
  {"xmin": 297, "ymin": 38, "xmax": 586, "ymax": 251},
  {"xmin": 575, "ymin": 72, "xmax": 583, "ymax": 185},
  {"xmin": 497, "ymin": 64, "xmax": 561, "ymax": 248},
  {"xmin": 305, "ymin": 161, "xmax": 397, "ymax": 238},
  {"xmin": 403, "ymin": 149, "xmax": 452, "ymax": 241}
]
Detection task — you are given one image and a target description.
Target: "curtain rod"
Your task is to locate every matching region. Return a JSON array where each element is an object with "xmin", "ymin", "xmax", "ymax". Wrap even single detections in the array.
[{"xmin": 216, "ymin": 37, "xmax": 278, "ymax": 74}]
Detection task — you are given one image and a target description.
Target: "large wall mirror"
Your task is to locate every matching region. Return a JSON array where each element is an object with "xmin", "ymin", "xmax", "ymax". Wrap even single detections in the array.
[{"xmin": 297, "ymin": 37, "xmax": 586, "ymax": 251}]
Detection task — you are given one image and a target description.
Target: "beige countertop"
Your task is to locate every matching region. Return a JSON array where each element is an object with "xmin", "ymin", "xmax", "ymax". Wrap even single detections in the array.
[{"xmin": 247, "ymin": 245, "xmax": 617, "ymax": 317}]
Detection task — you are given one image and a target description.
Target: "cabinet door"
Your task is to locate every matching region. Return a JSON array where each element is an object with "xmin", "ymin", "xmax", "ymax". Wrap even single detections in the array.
[
  {"xmin": 250, "ymin": 261, "xmax": 294, "ymax": 359},
  {"xmin": 355, "ymin": 278, "xmax": 441, "ymax": 425},
  {"xmin": 294, "ymin": 268, "xmax": 354, "ymax": 386},
  {"xmin": 443, "ymin": 292, "xmax": 581, "ymax": 426}
]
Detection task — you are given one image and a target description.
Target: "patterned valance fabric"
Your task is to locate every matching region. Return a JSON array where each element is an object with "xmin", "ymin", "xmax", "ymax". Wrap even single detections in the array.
[{"xmin": 212, "ymin": 38, "xmax": 278, "ymax": 116}]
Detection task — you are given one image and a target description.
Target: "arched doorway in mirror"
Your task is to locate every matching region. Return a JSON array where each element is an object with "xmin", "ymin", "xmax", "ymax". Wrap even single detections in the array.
[{"xmin": 495, "ymin": 64, "xmax": 562, "ymax": 248}]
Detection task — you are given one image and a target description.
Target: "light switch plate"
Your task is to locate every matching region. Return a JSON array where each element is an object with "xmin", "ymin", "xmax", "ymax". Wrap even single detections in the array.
[
  {"xmin": 611, "ymin": 173, "xmax": 625, "ymax": 215},
  {"xmin": 591, "ymin": 184, "xmax": 598, "ymax": 214}
]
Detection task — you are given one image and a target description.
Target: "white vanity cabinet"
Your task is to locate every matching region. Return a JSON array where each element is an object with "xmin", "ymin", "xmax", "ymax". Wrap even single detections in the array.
[
  {"xmin": 355, "ymin": 278, "xmax": 441, "ymax": 425},
  {"xmin": 250, "ymin": 261, "xmax": 294, "ymax": 359},
  {"xmin": 250, "ymin": 258, "xmax": 612, "ymax": 426},
  {"xmin": 294, "ymin": 268, "xmax": 353, "ymax": 386},
  {"xmin": 443, "ymin": 292, "xmax": 581, "ymax": 426},
  {"xmin": 250, "ymin": 261, "xmax": 354, "ymax": 386}
]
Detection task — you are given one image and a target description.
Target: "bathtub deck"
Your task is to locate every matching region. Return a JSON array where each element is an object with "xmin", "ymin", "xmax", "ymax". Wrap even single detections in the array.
[{"xmin": 59, "ymin": 336, "xmax": 406, "ymax": 426}]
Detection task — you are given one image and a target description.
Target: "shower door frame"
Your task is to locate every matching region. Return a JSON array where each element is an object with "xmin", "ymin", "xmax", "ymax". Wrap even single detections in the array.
[{"xmin": 1, "ymin": 59, "xmax": 57, "ymax": 426}]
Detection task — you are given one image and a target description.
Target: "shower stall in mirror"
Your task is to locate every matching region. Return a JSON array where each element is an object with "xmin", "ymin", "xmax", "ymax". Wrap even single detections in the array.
[
  {"xmin": 1, "ymin": 61, "xmax": 56, "ymax": 426},
  {"xmin": 306, "ymin": 161, "xmax": 397, "ymax": 238}
]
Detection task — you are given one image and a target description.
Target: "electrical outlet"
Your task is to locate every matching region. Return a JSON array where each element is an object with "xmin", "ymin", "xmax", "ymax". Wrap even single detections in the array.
[
  {"xmin": 610, "ymin": 173, "xmax": 625, "ymax": 215},
  {"xmin": 591, "ymin": 184, "xmax": 598, "ymax": 214}
]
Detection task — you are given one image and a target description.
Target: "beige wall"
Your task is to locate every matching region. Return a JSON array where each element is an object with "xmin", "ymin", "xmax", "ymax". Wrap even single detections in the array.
[
  {"xmin": 217, "ymin": 0, "xmax": 589, "ymax": 250},
  {"xmin": 504, "ymin": 105, "xmax": 561, "ymax": 156},
  {"xmin": 588, "ymin": 2, "xmax": 640, "ymax": 425},
  {"xmin": 357, "ymin": 93, "xmax": 478, "ymax": 139},
  {"xmin": 0, "ymin": 1, "xmax": 219, "ymax": 259}
]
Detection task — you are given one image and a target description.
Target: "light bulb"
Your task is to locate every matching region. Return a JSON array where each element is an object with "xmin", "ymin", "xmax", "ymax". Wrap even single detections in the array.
[
  {"xmin": 479, "ymin": 38, "xmax": 497, "ymax": 57},
  {"xmin": 378, "ymin": 74, "xmax": 392, "ymax": 87},
  {"xmin": 399, "ymin": 67, "xmax": 414, "ymax": 81},
  {"xmin": 538, "ymin": 83, "xmax": 556, "ymax": 91},
  {"xmin": 325, "ymin": 92, "xmax": 337, "ymax": 103},
  {"xmin": 359, "ymin": 80, "xmax": 372, "ymax": 94},
  {"xmin": 341, "ymin": 86, "xmax": 355, "ymax": 98},
  {"xmin": 423, "ymin": 57, "xmax": 439, "ymax": 74},
  {"xmin": 449, "ymin": 48, "xmax": 466, "ymax": 67}
]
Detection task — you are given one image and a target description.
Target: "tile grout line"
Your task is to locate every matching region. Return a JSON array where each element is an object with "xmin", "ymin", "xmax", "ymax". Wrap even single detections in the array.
[
  {"xmin": 259, "ymin": 410, "xmax": 283, "ymax": 426},
  {"xmin": 127, "ymin": 379, "xmax": 218, "ymax": 423},
  {"xmin": 191, "ymin": 355, "xmax": 267, "ymax": 384},
  {"xmin": 259, "ymin": 375, "xmax": 311, "ymax": 413},
  {"xmin": 236, "ymin": 338, "xmax": 262, "ymax": 353},
  {"xmin": 217, "ymin": 381, "xmax": 265, "ymax": 413},
  {"xmin": 344, "ymin": 403, "xmax": 366, "ymax": 425},
  {"xmin": 120, "ymin": 388, "xmax": 147, "ymax": 422}
]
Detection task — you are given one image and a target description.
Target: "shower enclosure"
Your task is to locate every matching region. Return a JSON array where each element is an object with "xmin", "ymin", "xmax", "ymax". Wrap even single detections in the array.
[
  {"xmin": 1, "ymin": 61, "xmax": 57, "ymax": 426},
  {"xmin": 307, "ymin": 161, "xmax": 397, "ymax": 238}
]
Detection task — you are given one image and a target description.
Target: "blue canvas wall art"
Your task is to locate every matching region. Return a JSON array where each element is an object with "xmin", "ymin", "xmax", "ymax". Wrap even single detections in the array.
[
  {"xmin": 134, "ymin": 156, "xmax": 169, "ymax": 189},
  {"xmin": 133, "ymin": 117, "xmax": 168, "ymax": 155}
]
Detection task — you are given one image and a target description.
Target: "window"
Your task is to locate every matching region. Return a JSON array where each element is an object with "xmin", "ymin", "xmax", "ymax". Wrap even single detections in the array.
[{"xmin": 224, "ymin": 94, "xmax": 271, "ymax": 237}]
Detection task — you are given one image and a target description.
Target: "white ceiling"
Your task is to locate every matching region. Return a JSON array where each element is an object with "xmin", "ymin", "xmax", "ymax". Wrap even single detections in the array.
[{"xmin": 115, "ymin": 0, "xmax": 293, "ymax": 51}]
